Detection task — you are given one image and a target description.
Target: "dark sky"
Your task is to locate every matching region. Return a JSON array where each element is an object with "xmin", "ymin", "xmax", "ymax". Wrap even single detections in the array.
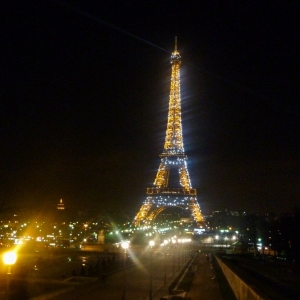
[{"xmin": 1, "ymin": 1, "xmax": 299, "ymax": 216}]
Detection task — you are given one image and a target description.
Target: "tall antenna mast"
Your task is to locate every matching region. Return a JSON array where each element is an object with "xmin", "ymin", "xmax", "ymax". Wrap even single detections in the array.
[{"xmin": 174, "ymin": 36, "xmax": 178, "ymax": 51}]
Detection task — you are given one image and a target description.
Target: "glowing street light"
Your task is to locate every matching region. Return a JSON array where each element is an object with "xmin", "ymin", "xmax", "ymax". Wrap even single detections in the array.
[
  {"xmin": 3, "ymin": 251, "xmax": 17, "ymax": 300},
  {"xmin": 121, "ymin": 241, "xmax": 130, "ymax": 300},
  {"xmin": 3, "ymin": 251, "xmax": 17, "ymax": 274}
]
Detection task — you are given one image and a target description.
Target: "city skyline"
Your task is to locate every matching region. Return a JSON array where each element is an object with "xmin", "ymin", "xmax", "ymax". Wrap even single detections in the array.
[{"xmin": 1, "ymin": 1, "xmax": 299, "ymax": 216}]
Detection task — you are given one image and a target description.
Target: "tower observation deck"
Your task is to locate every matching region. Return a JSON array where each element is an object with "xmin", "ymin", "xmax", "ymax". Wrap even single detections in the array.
[{"xmin": 133, "ymin": 38, "xmax": 205, "ymax": 228}]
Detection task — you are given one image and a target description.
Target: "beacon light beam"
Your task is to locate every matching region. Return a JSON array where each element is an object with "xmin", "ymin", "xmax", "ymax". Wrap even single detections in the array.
[
  {"xmin": 54, "ymin": 0, "xmax": 295, "ymax": 117},
  {"xmin": 53, "ymin": 0, "xmax": 170, "ymax": 54}
]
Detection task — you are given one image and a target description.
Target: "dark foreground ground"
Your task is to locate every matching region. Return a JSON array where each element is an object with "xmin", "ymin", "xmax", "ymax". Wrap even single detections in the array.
[{"xmin": 1, "ymin": 246, "xmax": 299, "ymax": 299}]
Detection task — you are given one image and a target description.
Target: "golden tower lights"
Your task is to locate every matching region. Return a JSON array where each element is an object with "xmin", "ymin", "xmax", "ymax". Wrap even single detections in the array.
[{"xmin": 134, "ymin": 38, "xmax": 205, "ymax": 228}]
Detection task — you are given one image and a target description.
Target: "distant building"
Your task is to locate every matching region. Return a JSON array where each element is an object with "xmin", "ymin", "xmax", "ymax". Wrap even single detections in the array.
[
  {"xmin": 57, "ymin": 199, "xmax": 65, "ymax": 210},
  {"xmin": 56, "ymin": 199, "xmax": 67, "ymax": 224}
]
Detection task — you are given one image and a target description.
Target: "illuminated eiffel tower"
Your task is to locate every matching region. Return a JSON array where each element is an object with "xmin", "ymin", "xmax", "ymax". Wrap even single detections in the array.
[{"xmin": 133, "ymin": 38, "xmax": 205, "ymax": 228}]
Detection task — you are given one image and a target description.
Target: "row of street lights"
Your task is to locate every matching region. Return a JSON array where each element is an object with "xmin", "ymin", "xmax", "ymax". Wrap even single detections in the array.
[
  {"xmin": 120, "ymin": 237, "xmax": 191, "ymax": 300},
  {"xmin": 121, "ymin": 236, "xmax": 191, "ymax": 300}
]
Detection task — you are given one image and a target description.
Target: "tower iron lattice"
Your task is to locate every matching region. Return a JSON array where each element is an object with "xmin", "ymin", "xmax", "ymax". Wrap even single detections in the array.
[{"xmin": 133, "ymin": 38, "xmax": 205, "ymax": 228}]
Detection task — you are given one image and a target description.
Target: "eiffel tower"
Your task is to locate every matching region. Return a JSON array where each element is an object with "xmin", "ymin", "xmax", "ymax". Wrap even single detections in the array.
[{"xmin": 133, "ymin": 38, "xmax": 205, "ymax": 228}]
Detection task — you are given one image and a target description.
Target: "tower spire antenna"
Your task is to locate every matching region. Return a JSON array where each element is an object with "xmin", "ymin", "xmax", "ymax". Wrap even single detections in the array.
[{"xmin": 174, "ymin": 36, "xmax": 177, "ymax": 51}]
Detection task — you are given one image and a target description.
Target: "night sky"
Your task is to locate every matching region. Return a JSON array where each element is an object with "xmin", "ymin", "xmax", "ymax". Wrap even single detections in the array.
[{"xmin": 1, "ymin": 1, "xmax": 299, "ymax": 217}]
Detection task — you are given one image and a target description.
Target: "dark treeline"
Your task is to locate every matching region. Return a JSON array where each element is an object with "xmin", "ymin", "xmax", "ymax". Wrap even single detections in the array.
[{"xmin": 206, "ymin": 207, "xmax": 300, "ymax": 263}]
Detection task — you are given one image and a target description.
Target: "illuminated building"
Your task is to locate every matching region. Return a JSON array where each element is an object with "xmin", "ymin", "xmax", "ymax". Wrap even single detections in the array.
[
  {"xmin": 134, "ymin": 38, "xmax": 205, "ymax": 228},
  {"xmin": 57, "ymin": 199, "xmax": 65, "ymax": 210}
]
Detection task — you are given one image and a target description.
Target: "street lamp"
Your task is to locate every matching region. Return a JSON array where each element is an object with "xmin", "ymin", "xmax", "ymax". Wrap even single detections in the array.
[
  {"xmin": 215, "ymin": 235, "xmax": 219, "ymax": 248},
  {"xmin": 83, "ymin": 224, "xmax": 88, "ymax": 249},
  {"xmin": 163, "ymin": 240, "xmax": 168, "ymax": 284},
  {"xmin": 172, "ymin": 238, "xmax": 176, "ymax": 275},
  {"xmin": 178, "ymin": 239, "xmax": 182, "ymax": 268},
  {"xmin": 149, "ymin": 240, "xmax": 155, "ymax": 300},
  {"xmin": 121, "ymin": 241, "xmax": 129, "ymax": 300},
  {"xmin": 83, "ymin": 224, "xmax": 89, "ymax": 250},
  {"xmin": 3, "ymin": 251, "xmax": 17, "ymax": 300},
  {"xmin": 3, "ymin": 251, "xmax": 17, "ymax": 274}
]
